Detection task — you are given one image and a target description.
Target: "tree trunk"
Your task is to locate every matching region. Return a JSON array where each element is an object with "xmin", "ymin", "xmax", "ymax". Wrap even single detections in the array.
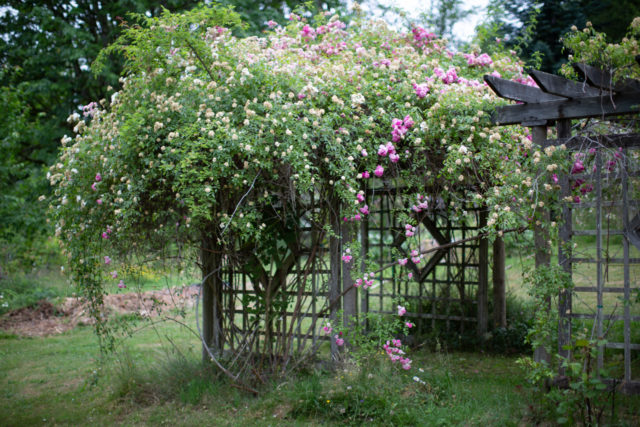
[{"xmin": 201, "ymin": 235, "xmax": 224, "ymax": 362}]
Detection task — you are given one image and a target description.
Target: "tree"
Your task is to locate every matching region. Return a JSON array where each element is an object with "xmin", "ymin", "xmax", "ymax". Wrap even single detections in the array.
[
  {"xmin": 481, "ymin": 0, "xmax": 640, "ymax": 72},
  {"xmin": 0, "ymin": 0, "xmax": 202, "ymax": 272},
  {"xmin": 419, "ymin": 0, "xmax": 473, "ymax": 42},
  {"xmin": 0, "ymin": 0, "xmax": 341, "ymax": 273}
]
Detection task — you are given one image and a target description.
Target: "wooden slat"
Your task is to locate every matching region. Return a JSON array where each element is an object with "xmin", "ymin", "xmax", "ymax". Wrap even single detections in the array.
[
  {"xmin": 529, "ymin": 69, "xmax": 602, "ymax": 98},
  {"xmin": 574, "ymin": 63, "xmax": 640, "ymax": 92},
  {"xmin": 573, "ymin": 229, "xmax": 624, "ymax": 236},
  {"xmin": 602, "ymin": 379, "xmax": 640, "ymax": 395},
  {"xmin": 605, "ymin": 342, "xmax": 640, "ymax": 350},
  {"xmin": 492, "ymin": 91, "xmax": 640, "ymax": 125},
  {"xmin": 540, "ymin": 133, "xmax": 640, "ymax": 149},
  {"xmin": 570, "ymin": 313, "xmax": 640, "ymax": 322},
  {"xmin": 484, "ymin": 74, "xmax": 566, "ymax": 103},
  {"xmin": 622, "ymin": 148, "xmax": 632, "ymax": 381},
  {"xmin": 571, "ymin": 257, "xmax": 640, "ymax": 263}
]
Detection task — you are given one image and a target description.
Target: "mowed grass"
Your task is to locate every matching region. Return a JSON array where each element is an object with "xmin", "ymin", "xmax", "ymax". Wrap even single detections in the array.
[
  {"xmin": 2, "ymin": 308, "xmax": 639, "ymax": 426},
  {"xmin": 2, "ymin": 234, "xmax": 640, "ymax": 425},
  {"xmin": 0, "ymin": 307, "xmax": 534, "ymax": 426}
]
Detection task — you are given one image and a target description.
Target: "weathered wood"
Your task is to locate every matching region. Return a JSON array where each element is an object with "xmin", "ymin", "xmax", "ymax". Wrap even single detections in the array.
[
  {"xmin": 341, "ymin": 222, "xmax": 357, "ymax": 328},
  {"xmin": 360, "ymin": 213, "xmax": 368, "ymax": 322},
  {"xmin": 492, "ymin": 91, "xmax": 640, "ymax": 125},
  {"xmin": 540, "ymin": 133, "xmax": 640, "ymax": 149},
  {"xmin": 556, "ymin": 120, "xmax": 572, "ymax": 369},
  {"xmin": 595, "ymin": 150, "xmax": 604, "ymax": 372},
  {"xmin": 484, "ymin": 74, "xmax": 566, "ymax": 103},
  {"xmin": 477, "ymin": 209, "xmax": 489, "ymax": 338},
  {"xmin": 622, "ymin": 148, "xmax": 632, "ymax": 381},
  {"xmin": 492, "ymin": 236, "xmax": 506, "ymax": 328},
  {"xmin": 532, "ymin": 126, "xmax": 552, "ymax": 364},
  {"xmin": 329, "ymin": 197, "xmax": 341, "ymax": 360},
  {"xmin": 574, "ymin": 63, "xmax": 640, "ymax": 92},
  {"xmin": 528, "ymin": 69, "xmax": 602, "ymax": 98}
]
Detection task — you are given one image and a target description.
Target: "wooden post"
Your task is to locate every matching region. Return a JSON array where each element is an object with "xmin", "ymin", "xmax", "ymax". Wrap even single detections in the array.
[
  {"xmin": 477, "ymin": 209, "xmax": 489, "ymax": 338},
  {"xmin": 492, "ymin": 236, "xmax": 506, "ymax": 328},
  {"xmin": 557, "ymin": 119, "xmax": 572, "ymax": 367},
  {"xmin": 329, "ymin": 197, "xmax": 341, "ymax": 360},
  {"xmin": 360, "ymin": 215, "xmax": 368, "ymax": 321},
  {"xmin": 342, "ymin": 222, "xmax": 357, "ymax": 328},
  {"xmin": 532, "ymin": 125, "xmax": 552, "ymax": 364}
]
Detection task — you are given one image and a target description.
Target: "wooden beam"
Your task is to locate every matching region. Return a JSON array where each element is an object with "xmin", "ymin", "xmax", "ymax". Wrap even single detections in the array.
[
  {"xmin": 492, "ymin": 91, "xmax": 640, "ymax": 125},
  {"xmin": 528, "ymin": 69, "xmax": 602, "ymax": 98},
  {"xmin": 540, "ymin": 133, "xmax": 640, "ymax": 149},
  {"xmin": 484, "ymin": 74, "xmax": 566, "ymax": 103},
  {"xmin": 574, "ymin": 63, "xmax": 640, "ymax": 92}
]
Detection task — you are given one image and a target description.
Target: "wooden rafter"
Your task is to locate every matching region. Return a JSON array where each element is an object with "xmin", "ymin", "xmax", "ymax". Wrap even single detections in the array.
[{"xmin": 486, "ymin": 65, "xmax": 640, "ymax": 126}]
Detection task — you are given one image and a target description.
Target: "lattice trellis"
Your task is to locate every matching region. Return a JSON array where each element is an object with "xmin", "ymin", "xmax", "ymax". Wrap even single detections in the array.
[
  {"xmin": 214, "ymin": 183, "xmax": 492, "ymax": 361},
  {"xmin": 486, "ymin": 61, "xmax": 640, "ymax": 393},
  {"xmin": 362, "ymin": 186, "xmax": 486, "ymax": 337}
]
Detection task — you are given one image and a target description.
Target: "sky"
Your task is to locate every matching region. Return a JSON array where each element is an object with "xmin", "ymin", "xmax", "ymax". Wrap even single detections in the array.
[{"xmin": 368, "ymin": 0, "xmax": 490, "ymax": 42}]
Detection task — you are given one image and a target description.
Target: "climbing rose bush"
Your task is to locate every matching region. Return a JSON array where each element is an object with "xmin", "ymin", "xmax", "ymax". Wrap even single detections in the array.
[{"xmin": 49, "ymin": 5, "xmax": 567, "ymax": 354}]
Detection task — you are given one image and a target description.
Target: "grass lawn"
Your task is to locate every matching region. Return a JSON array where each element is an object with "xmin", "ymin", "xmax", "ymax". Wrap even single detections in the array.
[
  {"xmin": 0, "ymin": 316, "xmax": 531, "ymax": 426},
  {"xmin": 1, "ymin": 238, "xmax": 639, "ymax": 426},
  {"xmin": 2, "ymin": 307, "xmax": 640, "ymax": 426}
]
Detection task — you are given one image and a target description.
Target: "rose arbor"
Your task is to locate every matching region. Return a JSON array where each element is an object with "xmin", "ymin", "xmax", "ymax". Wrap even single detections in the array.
[{"xmin": 51, "ymin": 6, "xmax": 557, "ymax": 382}]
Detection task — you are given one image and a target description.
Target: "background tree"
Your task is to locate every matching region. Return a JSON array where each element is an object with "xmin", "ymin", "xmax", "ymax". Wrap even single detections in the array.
[
  {"xmin": 0, "ymin": 0, "xmax": 343, "ymax": 274},
  {"xmin": 419, "ymin": 0, "xmax": 472, "ymax": 42},
  {"xmin": 479, "ymin": 0, "xmax": 640, "ymax": 72}
]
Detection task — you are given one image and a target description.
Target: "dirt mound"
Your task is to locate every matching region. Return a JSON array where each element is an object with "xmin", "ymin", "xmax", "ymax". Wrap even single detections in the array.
[{"xmin": 0, "ymin": 285, "xmax": 200, "ymax": 337}]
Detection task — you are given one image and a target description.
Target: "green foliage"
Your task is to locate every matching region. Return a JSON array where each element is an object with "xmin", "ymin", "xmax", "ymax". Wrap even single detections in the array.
[
  {"xmin": 520, "ymin": 335, "xmax": 617, "ymax": 426},
  {"xmin": 332, "ymin": 308, "xmax": 410, "ymax": 365},
  {"xmin": 0, "ymin": 86, "xmax": 53, "ymax": 273},
  {"xmin": 560, "ymin": 18, "xmax": 640, "ymax": 82},
  {"xmin": 481, "ymin": 0, "xmax": 640, "ymax": 72},
  {"xmin": 0, "ymin": 0, "xmax": 203, "ymax": 274},
  {"xmin": 0, "ymin": 271, "xmax": 69, "ymax": 315},
  {"xmin": 523, "ymin": 265, "xmax": 572, "ymax": 354},
  {"xmin": 288, "ymin": 357, "xmax": 439, "ymax": 425}
]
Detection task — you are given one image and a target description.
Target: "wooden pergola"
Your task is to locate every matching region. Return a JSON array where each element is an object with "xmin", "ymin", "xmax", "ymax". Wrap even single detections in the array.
[{"xmin": 485, "ymin": 60, "xmax": 640, "ymax": 394}]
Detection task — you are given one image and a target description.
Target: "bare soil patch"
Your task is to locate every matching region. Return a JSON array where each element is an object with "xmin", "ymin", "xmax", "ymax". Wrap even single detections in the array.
[{"xmin": 0, "ymin": 286, "xmax": 199, "ymax": 337}]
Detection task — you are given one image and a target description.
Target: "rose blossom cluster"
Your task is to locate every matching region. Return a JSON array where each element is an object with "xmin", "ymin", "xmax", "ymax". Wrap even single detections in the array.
[{"xmin": 383, "ymin": 339, "xmax": 412, "ymax": 370}]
